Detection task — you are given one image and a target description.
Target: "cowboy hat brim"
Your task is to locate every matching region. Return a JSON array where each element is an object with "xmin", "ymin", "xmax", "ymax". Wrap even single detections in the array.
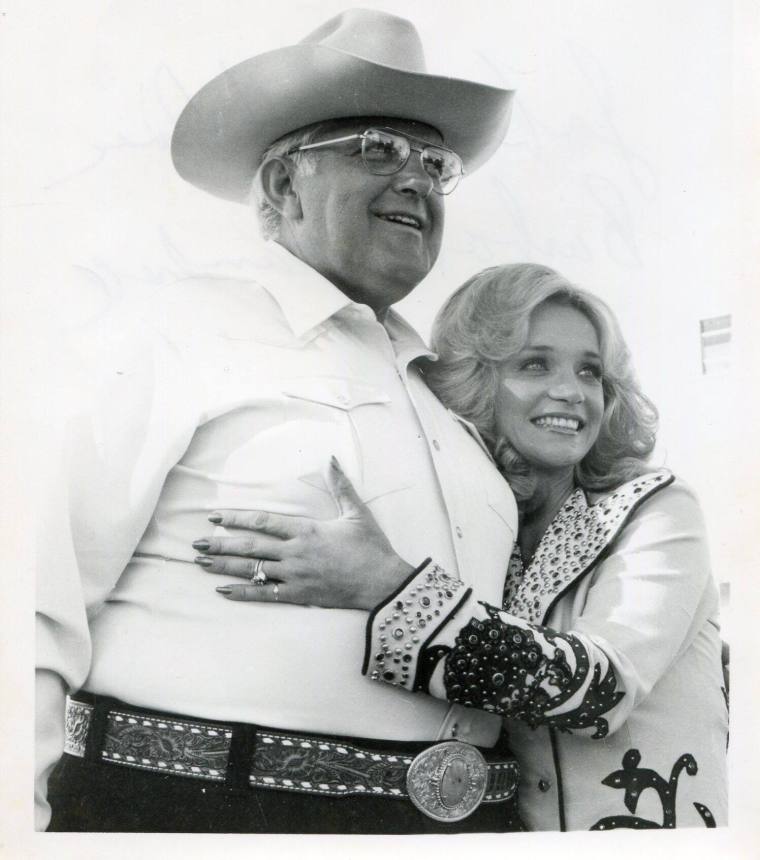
[{"xmin": 171, "ymin": 44, "xmax": 514, "ymax": 203}]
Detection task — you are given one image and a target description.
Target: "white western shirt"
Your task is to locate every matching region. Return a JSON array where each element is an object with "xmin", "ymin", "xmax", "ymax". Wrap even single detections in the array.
[{"xmin": 35, "ymin": 241, "xmax": 517, "ymax": 827}]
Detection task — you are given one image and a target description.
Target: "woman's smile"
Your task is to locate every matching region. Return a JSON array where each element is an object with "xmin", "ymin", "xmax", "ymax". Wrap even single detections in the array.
[
  {"xmin": 494, "ymin": 302, "xmax": 605, "ymax": 473},
  {"xmin": 531, "ymin": 414, "xmax": 585, "ymax": 433}
]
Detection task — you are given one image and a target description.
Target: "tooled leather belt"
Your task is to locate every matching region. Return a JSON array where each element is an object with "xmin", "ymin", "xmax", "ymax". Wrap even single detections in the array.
[{"xmin": 64, "ymin": 696, "xmax": 519, "ymax": 822}]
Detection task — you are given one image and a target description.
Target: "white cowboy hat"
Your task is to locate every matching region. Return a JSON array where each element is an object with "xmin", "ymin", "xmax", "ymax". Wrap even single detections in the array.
[{"xmin": 171, "ymin": 8, "xmax": 514, "ymax": 203}]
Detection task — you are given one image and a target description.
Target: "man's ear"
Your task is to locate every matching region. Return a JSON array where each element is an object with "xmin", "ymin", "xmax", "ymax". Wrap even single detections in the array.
[{"xmin": 258, "ymin": 157, "xmax": 302, "ymax": 222}]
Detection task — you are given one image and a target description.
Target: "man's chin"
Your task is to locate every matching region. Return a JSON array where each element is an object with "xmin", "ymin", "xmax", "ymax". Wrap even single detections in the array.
[
  {"xmin": 342, "ymin": 252, "xmax": 437, "ymax": 310},
  {"xmin": 388, "ymin": 251, "xmax": 437, "ymax": 288},
  {"xmin": 381, "ymin": 269, "xmax": 430, "ymax": 303}
]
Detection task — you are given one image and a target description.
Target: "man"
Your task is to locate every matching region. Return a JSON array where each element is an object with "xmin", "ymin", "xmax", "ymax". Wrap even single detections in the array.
[{"xmin": 36, "ymin": 9, "xmax": 519, "ymax": 833}]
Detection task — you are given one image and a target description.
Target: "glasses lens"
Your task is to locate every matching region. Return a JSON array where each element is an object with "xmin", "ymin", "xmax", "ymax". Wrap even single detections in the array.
[
  {"xmin": 361, "ymin": 130, "xmax": 409, "ymax": 175},
  {"xmin": 422, "ymin": 147, "xmax": 463, "ymax": 195}
]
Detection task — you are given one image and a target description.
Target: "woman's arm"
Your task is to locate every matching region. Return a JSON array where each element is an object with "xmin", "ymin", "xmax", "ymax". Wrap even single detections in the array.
[
  {"xmin": 364, "ymin": 559, "xmax": 625, "ymax": 739},
  {"xmin": 364, "ymin": 480, "xmax": 715, "ymax": 739},
  {"xmin": 199, "ymin": 470, "xmax": 715, "ymax": 741}
]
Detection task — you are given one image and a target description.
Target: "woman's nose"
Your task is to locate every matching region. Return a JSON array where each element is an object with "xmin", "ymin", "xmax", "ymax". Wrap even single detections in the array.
[{"xmin": 548, "ymin": 373, "xmax": 584, "ymax": 403}]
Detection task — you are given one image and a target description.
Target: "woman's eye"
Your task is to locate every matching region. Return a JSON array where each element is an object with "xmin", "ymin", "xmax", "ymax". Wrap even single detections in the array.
[
  {"xmin": 579, "ymin": 364, "xmax": 603, "ymax": 380},
  {"xmin": 519, "ymin": 358, "xmax": 547, "ymax": 371}
]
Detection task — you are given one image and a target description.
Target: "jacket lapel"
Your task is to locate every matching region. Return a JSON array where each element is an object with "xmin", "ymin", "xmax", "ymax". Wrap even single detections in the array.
[{"xmin": 506, "ymin": 470, "xmax": 674, "ymax": 625}]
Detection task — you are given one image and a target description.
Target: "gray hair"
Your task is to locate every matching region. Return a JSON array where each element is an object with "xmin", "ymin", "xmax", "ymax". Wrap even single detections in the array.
[
  {"xmin": 425, "ymin": 263, "xmax": 658, "ymax": 506},
  {"xmin": 249, "ymin": 123, "xmax": 330, "ymax": 240}
]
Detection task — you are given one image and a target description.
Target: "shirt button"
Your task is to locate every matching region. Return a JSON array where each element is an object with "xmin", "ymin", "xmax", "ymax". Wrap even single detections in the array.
[
  {"xmin": 455, "ymin": 526, "xmax": 463, "ymax": 538},
  {"xmin": 538, "ymin": 779, "xmax": 551, "ymax": 793},
  {"xmin": 432, "ymin": 439, "xmax": 440, "ymax": 451}
]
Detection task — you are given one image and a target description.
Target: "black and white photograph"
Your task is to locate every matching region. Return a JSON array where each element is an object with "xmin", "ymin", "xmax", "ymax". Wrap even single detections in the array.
[{"xmin": 2, "ymin": 0, "xmax": 758, "ymax": 857}]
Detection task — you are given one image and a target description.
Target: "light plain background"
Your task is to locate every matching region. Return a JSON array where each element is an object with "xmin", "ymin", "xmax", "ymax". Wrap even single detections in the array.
[{"xmin": 1, "ymin": 0, "xmax": 758, "ymax": 857}]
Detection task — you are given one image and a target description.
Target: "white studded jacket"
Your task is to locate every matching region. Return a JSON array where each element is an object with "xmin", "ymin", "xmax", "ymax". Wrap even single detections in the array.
[{"xmin": 365, "ymin": 471, "xmax": 728, "ymax": 831}]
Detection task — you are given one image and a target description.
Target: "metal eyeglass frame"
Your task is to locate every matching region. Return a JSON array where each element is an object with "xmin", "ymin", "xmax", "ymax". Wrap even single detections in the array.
[{"xmin": 286, "ymin": 127, "xmax": 464, "ymax": 195}]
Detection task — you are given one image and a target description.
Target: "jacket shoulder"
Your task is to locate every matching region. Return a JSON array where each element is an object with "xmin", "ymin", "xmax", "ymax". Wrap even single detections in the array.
[
  {"xmin": 590, "ymin": 470, "xmax": 704, "ymax": 520},
  {"xmin": 587, "ymin": 468, "xmax": 674, "ymax": 511}
]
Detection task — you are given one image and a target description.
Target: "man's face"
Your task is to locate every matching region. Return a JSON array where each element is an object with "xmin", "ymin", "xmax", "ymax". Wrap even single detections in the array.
[{"xmin": 286, "ymin": 119, "xmax": 446, "ymax": 316}]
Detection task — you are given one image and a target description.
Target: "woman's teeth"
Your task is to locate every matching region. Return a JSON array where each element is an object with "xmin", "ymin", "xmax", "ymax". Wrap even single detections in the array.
[{"xmin": 533, "ymin": 416, "xmax": 581, "ymax": 431}]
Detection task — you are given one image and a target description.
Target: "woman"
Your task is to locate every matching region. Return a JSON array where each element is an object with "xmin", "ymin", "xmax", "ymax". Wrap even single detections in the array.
[{"xmin": 194, "ymin": 264, "xmax": 728, "ymax": 831}]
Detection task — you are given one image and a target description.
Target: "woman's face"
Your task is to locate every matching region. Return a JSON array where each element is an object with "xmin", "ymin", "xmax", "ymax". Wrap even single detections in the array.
[{"xmin": 494, "ymin": 302, "xmax": 605, "ymax": 475}]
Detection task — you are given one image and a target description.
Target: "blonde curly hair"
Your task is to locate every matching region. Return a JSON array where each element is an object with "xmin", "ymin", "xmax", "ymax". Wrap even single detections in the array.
[{"xmin": 424, "ymin": 263, "xmax": 658, "ymax": 506}]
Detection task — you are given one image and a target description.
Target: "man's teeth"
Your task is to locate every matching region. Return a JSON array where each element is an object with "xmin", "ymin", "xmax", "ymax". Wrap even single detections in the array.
[
  {"xmin": 381, "ymin": 214, "xmax": 421, "ymax": 228},
  {"xmin": 534, "ymin": 416, "xmax": 581, "ymax": 431}
]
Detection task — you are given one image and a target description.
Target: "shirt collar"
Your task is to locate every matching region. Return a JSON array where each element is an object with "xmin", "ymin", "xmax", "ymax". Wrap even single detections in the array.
[
  {"xmin": 258, "ymin": 241, "xmax": 435, "ymax": 362},
  {"xmin": 257, "ymin": 240, "xmax": 355, "ymax": 339},
  {"xmin": 383, "ymin": 309, "xmax": 436, "ymax": 364}
]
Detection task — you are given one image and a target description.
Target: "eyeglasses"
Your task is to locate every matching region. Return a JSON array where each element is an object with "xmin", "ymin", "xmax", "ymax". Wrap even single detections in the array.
[{"xmin": 287, "ymin": 127, "xmax": 464, "ymax": 195}]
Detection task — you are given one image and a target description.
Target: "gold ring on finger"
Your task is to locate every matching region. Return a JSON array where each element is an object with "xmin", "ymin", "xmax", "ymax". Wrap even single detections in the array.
[
  {"xmin": 250, "ymin": 558, "xmax": 267, "ymax": 586},
  {"xmin": 272, "ymin": 583, "xmax": 279, "ymax": 602}
]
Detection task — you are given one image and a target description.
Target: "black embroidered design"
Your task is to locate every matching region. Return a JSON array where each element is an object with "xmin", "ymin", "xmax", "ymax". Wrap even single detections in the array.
[
  {"xmin": 590, "ymin": 749, "xmax": 717, "ymax": 829},
  {"xmin": 441, "ymin": 605, "xmax": 623, "ymax": 737},
  {"xmin": 416, "ymin": 645, "xmax": 452, "ymax": 692}
]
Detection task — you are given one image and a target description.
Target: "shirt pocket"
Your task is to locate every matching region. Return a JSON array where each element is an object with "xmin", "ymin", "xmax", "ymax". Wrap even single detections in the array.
[
  {"xmin": 281, "ymin": 377, "xmax": 391, "ymax": 411},
  {"xmin": 281, "ymin": 377, "xmax": 410, "ymax": 504}
]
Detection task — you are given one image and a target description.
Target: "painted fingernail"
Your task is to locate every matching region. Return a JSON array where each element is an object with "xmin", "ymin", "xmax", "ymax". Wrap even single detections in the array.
[
  {"xmin": 208, "ymin": 513, "xmax": 223, "ymax": 524},
  {"xmin": 194, "ymin": 555, "xmax": 213, "ymax": 567},
  {"xmin": 192, "ymin": 540, "xmax": 210, "ymax": 551},
  {"xmin": 215, "ymin": 586, "xmax": 232, "ymax": 595}
]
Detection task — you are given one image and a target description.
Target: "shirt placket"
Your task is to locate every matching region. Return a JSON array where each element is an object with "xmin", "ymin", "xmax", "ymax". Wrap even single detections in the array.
[{"xmin": 394, "ymin": 360, "xmax": 470, "ymax": 581}]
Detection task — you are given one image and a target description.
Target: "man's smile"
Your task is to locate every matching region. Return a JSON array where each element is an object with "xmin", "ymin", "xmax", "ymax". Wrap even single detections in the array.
[{"xmin": 376, "ymin": 212, "xmax": 424, "ymax": 231}]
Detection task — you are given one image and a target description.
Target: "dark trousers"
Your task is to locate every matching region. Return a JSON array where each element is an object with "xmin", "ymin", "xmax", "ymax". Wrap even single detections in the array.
[{"xmin": 47, "ymin": 695, "xmax": 525, "ymax": 834}]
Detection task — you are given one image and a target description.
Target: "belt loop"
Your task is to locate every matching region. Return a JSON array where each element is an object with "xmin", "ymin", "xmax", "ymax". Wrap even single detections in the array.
[
  {"xmin": 83, "ymin": 695, "xmax": 110, "ymax": 764},
  {"xmin": 225, "ymin": 724, "xmax": 258, "ymax": 790}
]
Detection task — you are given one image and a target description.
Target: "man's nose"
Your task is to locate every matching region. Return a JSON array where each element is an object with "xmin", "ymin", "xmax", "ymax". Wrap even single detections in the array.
[{"xmin": 392, "ymin": 153, "xmax": 434, "ymax": 197}]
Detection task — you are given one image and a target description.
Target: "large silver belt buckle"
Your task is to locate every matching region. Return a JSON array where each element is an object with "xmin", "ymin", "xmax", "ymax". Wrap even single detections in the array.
[{"xmin": 406, "ymin": 741, "xmax": 488, "ymax": 822}]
